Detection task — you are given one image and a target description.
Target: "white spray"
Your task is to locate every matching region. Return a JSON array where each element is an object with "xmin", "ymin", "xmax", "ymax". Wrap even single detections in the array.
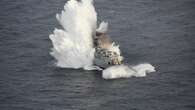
[
  {"xmin": 102, "ymin": 64, "xmax": 156, "ymax": 79},
  {"xmin": 49, "ymin": 0, "xmax": 156, "ymax": 79},
  {"xmin": 49, "ymin": 0, "xmax": 97, "ymax": 70}
]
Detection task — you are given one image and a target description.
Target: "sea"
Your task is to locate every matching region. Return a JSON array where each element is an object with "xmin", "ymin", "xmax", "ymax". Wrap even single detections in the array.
[{"xmin": 0, "ymin": 0, "xmax": 194, "ymax": 110}]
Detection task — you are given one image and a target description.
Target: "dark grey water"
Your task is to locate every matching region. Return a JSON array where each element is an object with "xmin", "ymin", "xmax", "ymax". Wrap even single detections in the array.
[{"xmin": 0, "ymin": 0, "xmax": 195, "ymax": 110}]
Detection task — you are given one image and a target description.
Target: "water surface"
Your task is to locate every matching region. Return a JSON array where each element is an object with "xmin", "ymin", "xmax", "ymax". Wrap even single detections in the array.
[{"xmin": 0, "ymin": 0, "xmax": 195, "ymax": 110}]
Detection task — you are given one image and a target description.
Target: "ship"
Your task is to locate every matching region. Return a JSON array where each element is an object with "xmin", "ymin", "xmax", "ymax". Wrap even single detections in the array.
[{"xmin": 93, "ymin": 24, "xmax": 124, "ymax": 68}]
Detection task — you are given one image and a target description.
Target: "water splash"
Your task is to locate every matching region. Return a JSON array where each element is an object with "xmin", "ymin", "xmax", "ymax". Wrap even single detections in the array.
[
  {"xmin": 49, "ymin": 0, "xmax": 97, "ymax": 70},
  {"xmin": 49, "ymin": 0, "xmax": 156, "ymax": 79},
  {"xmin": 102, "ymin": 64, "xmax": 156, "ymax": 79}
]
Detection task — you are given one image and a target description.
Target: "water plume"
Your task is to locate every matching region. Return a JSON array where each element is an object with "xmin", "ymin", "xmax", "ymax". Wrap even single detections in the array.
[
  {"xmin": 49, "ymin": 0, "xmax": 156, "ymax": 79},
  {"xmin": 49, "ymin": 0, "xmax": 97, "ymax": 70}
]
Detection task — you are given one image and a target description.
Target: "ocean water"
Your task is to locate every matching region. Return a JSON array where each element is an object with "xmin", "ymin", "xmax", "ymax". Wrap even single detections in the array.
[{"xmin": 0, "ymin": 0, "xmax": 195, "ymax": 110}]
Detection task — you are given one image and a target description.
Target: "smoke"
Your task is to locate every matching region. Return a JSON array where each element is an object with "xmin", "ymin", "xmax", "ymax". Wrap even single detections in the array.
[{"xmin": 102, "ymin": 63, "xmax": 156, "ymax": 79}]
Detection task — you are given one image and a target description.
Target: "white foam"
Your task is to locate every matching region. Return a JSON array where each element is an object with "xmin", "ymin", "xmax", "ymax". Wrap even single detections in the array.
[{"xmin": 102, "ymin": 63, "xmax": 156, "ymax": 79}]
